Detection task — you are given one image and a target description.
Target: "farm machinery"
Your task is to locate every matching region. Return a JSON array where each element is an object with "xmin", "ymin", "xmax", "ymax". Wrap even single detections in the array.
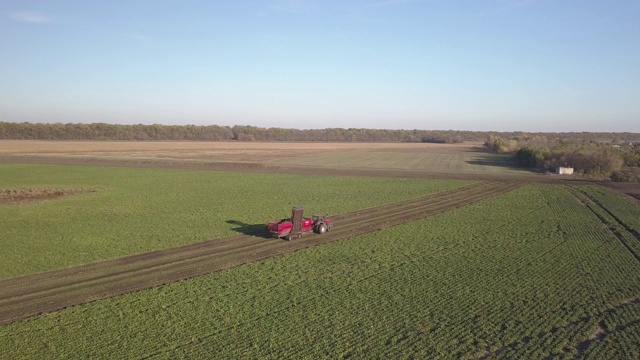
[{"xmin": 267, "ymin": 206, "xmax": 332, "ymax": 240}]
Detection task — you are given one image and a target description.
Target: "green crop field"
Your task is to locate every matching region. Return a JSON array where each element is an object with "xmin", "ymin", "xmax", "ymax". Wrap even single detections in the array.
[
  {"xmin": 1, "ymin": 183, "xmax": 639, "ymax": 359},
  {"xmin": 0, "ymin": 163, "xmax": 470, "ymax": 278},
  {"xmin": 270, "ymin": 150, "xmax": 533, "ymax": 175}
]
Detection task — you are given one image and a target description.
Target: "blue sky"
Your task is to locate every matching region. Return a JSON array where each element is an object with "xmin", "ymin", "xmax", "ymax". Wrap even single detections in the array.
[{"xmin": 1, "ymin": 0, "xmax": 639, "ymax": 132}]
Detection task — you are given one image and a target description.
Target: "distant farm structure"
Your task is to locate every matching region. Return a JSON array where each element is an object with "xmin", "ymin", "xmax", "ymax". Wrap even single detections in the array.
[{"xmin": 556, "ymin": 167, "xmax": 574, "ymax": 175}]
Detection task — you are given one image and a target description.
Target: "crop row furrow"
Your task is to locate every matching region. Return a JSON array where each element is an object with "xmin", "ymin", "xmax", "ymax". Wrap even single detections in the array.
[
  {"xmin": 334, "ymin": 181, "xmax": 522, "ymax": 229},
  {"xmin": 294, "ymin": 184, "xmax": 519, "ymax": 251},
  {"xmin": 334, "ymin": 181, "xmax": 518, "ymax": 222},
  {"xmin": 0, "ymin": 236, "xmax": 286, "ymax": 310},
  {"xmin": 0, "ymin": 233, "xmax": 249, "ymax": 296}
]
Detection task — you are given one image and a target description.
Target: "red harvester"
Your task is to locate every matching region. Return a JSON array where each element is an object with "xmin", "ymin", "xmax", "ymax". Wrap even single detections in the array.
[{"xmin": 267, "ymin": 206, "xmax": 332, "ymax": 240}]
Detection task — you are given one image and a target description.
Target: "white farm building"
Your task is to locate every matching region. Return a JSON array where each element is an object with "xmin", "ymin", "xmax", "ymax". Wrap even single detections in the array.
[{"xmin": 556, "ymin": 167, "xmax": 574, "ymax": 175}]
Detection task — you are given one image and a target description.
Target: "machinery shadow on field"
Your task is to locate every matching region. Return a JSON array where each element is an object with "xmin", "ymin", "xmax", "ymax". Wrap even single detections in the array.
[
  {"xmin": 226, "ymin": 220, "xmax": 274, "ymax": 239},
  {"xmin": 466, "ymin": 156, "xmax": 540, "ymax": 173},
  {"xmin": 465, "ymin": 146, "xmax": 495, "ymax": 153}
]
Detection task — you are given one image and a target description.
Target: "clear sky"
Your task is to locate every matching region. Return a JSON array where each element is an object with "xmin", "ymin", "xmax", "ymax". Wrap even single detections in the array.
[{"xmin": 1, "ymin": 0, "xmax": 639, "ymax": 132}]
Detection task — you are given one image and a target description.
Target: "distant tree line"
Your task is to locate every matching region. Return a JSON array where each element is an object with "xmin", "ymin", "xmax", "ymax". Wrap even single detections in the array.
[
  {"xmin": 0, "ymin": 122, "xmax": 234, "ymax": 141},
  {"xmin": 485, "ymin": 134, "xmax": 640, "ymax": 182},
  {"xmin": 0, "ymin": 122, "xmax": 493, "ymax": 142},
  {"xmin": 1, "ymin": 122, "xmax": 638, "ymax": 145}
]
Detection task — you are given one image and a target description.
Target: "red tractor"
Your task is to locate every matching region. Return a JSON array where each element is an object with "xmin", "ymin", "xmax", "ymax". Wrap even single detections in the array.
[{"xmin": 267, "ymin": 206, "xmax": 332, "ymax": 240}]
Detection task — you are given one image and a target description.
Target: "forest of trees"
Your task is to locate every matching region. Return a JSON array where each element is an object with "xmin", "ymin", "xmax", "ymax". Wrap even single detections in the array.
[
  {"xmin": 485, "ymin": 134, "xmax": 640, "ymax": 182},
  {"xmin": 0, "ymin": 122, "xmax": 480, "ymax": 142},
  {"xmin": 1, "ymin": 121, "xmax": 639, "ymax": 144}
]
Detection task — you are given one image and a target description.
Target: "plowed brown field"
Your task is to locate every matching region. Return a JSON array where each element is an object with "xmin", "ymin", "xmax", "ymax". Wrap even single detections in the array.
[{"xmin": 0, "ymin": 181, "xmax": 523, "ymax": 325}]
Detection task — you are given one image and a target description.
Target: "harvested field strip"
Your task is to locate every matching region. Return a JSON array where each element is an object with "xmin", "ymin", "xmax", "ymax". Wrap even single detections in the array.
[{"xmin": 0, "ymin": 181, "xmax": 521, "ymax": 325}]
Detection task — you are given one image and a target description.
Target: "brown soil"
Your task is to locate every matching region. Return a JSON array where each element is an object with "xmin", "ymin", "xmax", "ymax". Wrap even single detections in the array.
[
  {"xmin": 0, "ymin": 139, "xmax": 609, "ymax": 186},
  {"xmin": 0, "ymin": 188, "xmax": 94, "ymax": 204},
  {"xmin": 0, "ymin": 140, "xmax": 634, "ymax": 194},
  {"xmin": 0, "ymin": 181, "xmax": 523, "ymax": 325},
  {"xmin": 0, "ymin": 154, "xmax": 593, "ymax": 185},
  {"xmin": 0, "ymin": 141, "xmax": 488, "ymax": 167}
]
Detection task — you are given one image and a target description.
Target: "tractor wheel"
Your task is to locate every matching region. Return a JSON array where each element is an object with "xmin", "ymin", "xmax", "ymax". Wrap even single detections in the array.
[{"xmin": 318, "ymin": 224, "xmax": 327, "ymax": 234}]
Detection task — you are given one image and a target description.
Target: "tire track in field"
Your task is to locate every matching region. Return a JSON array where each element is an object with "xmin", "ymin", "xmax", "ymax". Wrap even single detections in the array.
[
  {"xmin": 0, "ymin": 181, "xmax": 523, "ymax": 326},
  {"xmin": 565, "ymin": 186, "xmax": 640, "ymax": 264},
  {"xmin": 573, "ymin": 187, "xmax": 640, "ymax": 243}
]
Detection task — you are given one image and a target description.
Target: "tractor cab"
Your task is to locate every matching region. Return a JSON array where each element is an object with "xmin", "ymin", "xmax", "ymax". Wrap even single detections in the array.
[{"xmin": 311, "ymin": 215, "xmax": 332, "ymax": 234}]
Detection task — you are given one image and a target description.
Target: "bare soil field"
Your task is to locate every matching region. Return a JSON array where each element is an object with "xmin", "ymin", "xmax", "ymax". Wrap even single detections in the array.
[
  {"xmin": 0, "ymin": 140, "xmax": 550, "ymax": 180},
  {"xmin": 0, "ymin": 140, "xmax": 479, "ymax": 155},
  {"xmin": 1, "ymin": 140, "xmax": 635, "ymax": 194},
  {"xmin": 0, "ymin": 140, "xmax": 495, "ymax": 175},
  {"xmin": 0, "ymin": 181, "xmax": 522, "ymax": 325}
]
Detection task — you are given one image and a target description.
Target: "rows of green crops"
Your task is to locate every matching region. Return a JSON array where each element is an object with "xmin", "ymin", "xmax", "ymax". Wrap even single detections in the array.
[
  {"xmin": 577, "ymin": 185, "xmax": 640, "ymax": 232},
  {"xmin": 567, "ymin": 185, "xmax": 640, "ymax": 265},
  {"xmin": 0, "ymin": 164, "xmax": 470, "ymax": 279},
  {"xmin": 1, "ymin": 183, "xmax": 638, "ymax": 359}
]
